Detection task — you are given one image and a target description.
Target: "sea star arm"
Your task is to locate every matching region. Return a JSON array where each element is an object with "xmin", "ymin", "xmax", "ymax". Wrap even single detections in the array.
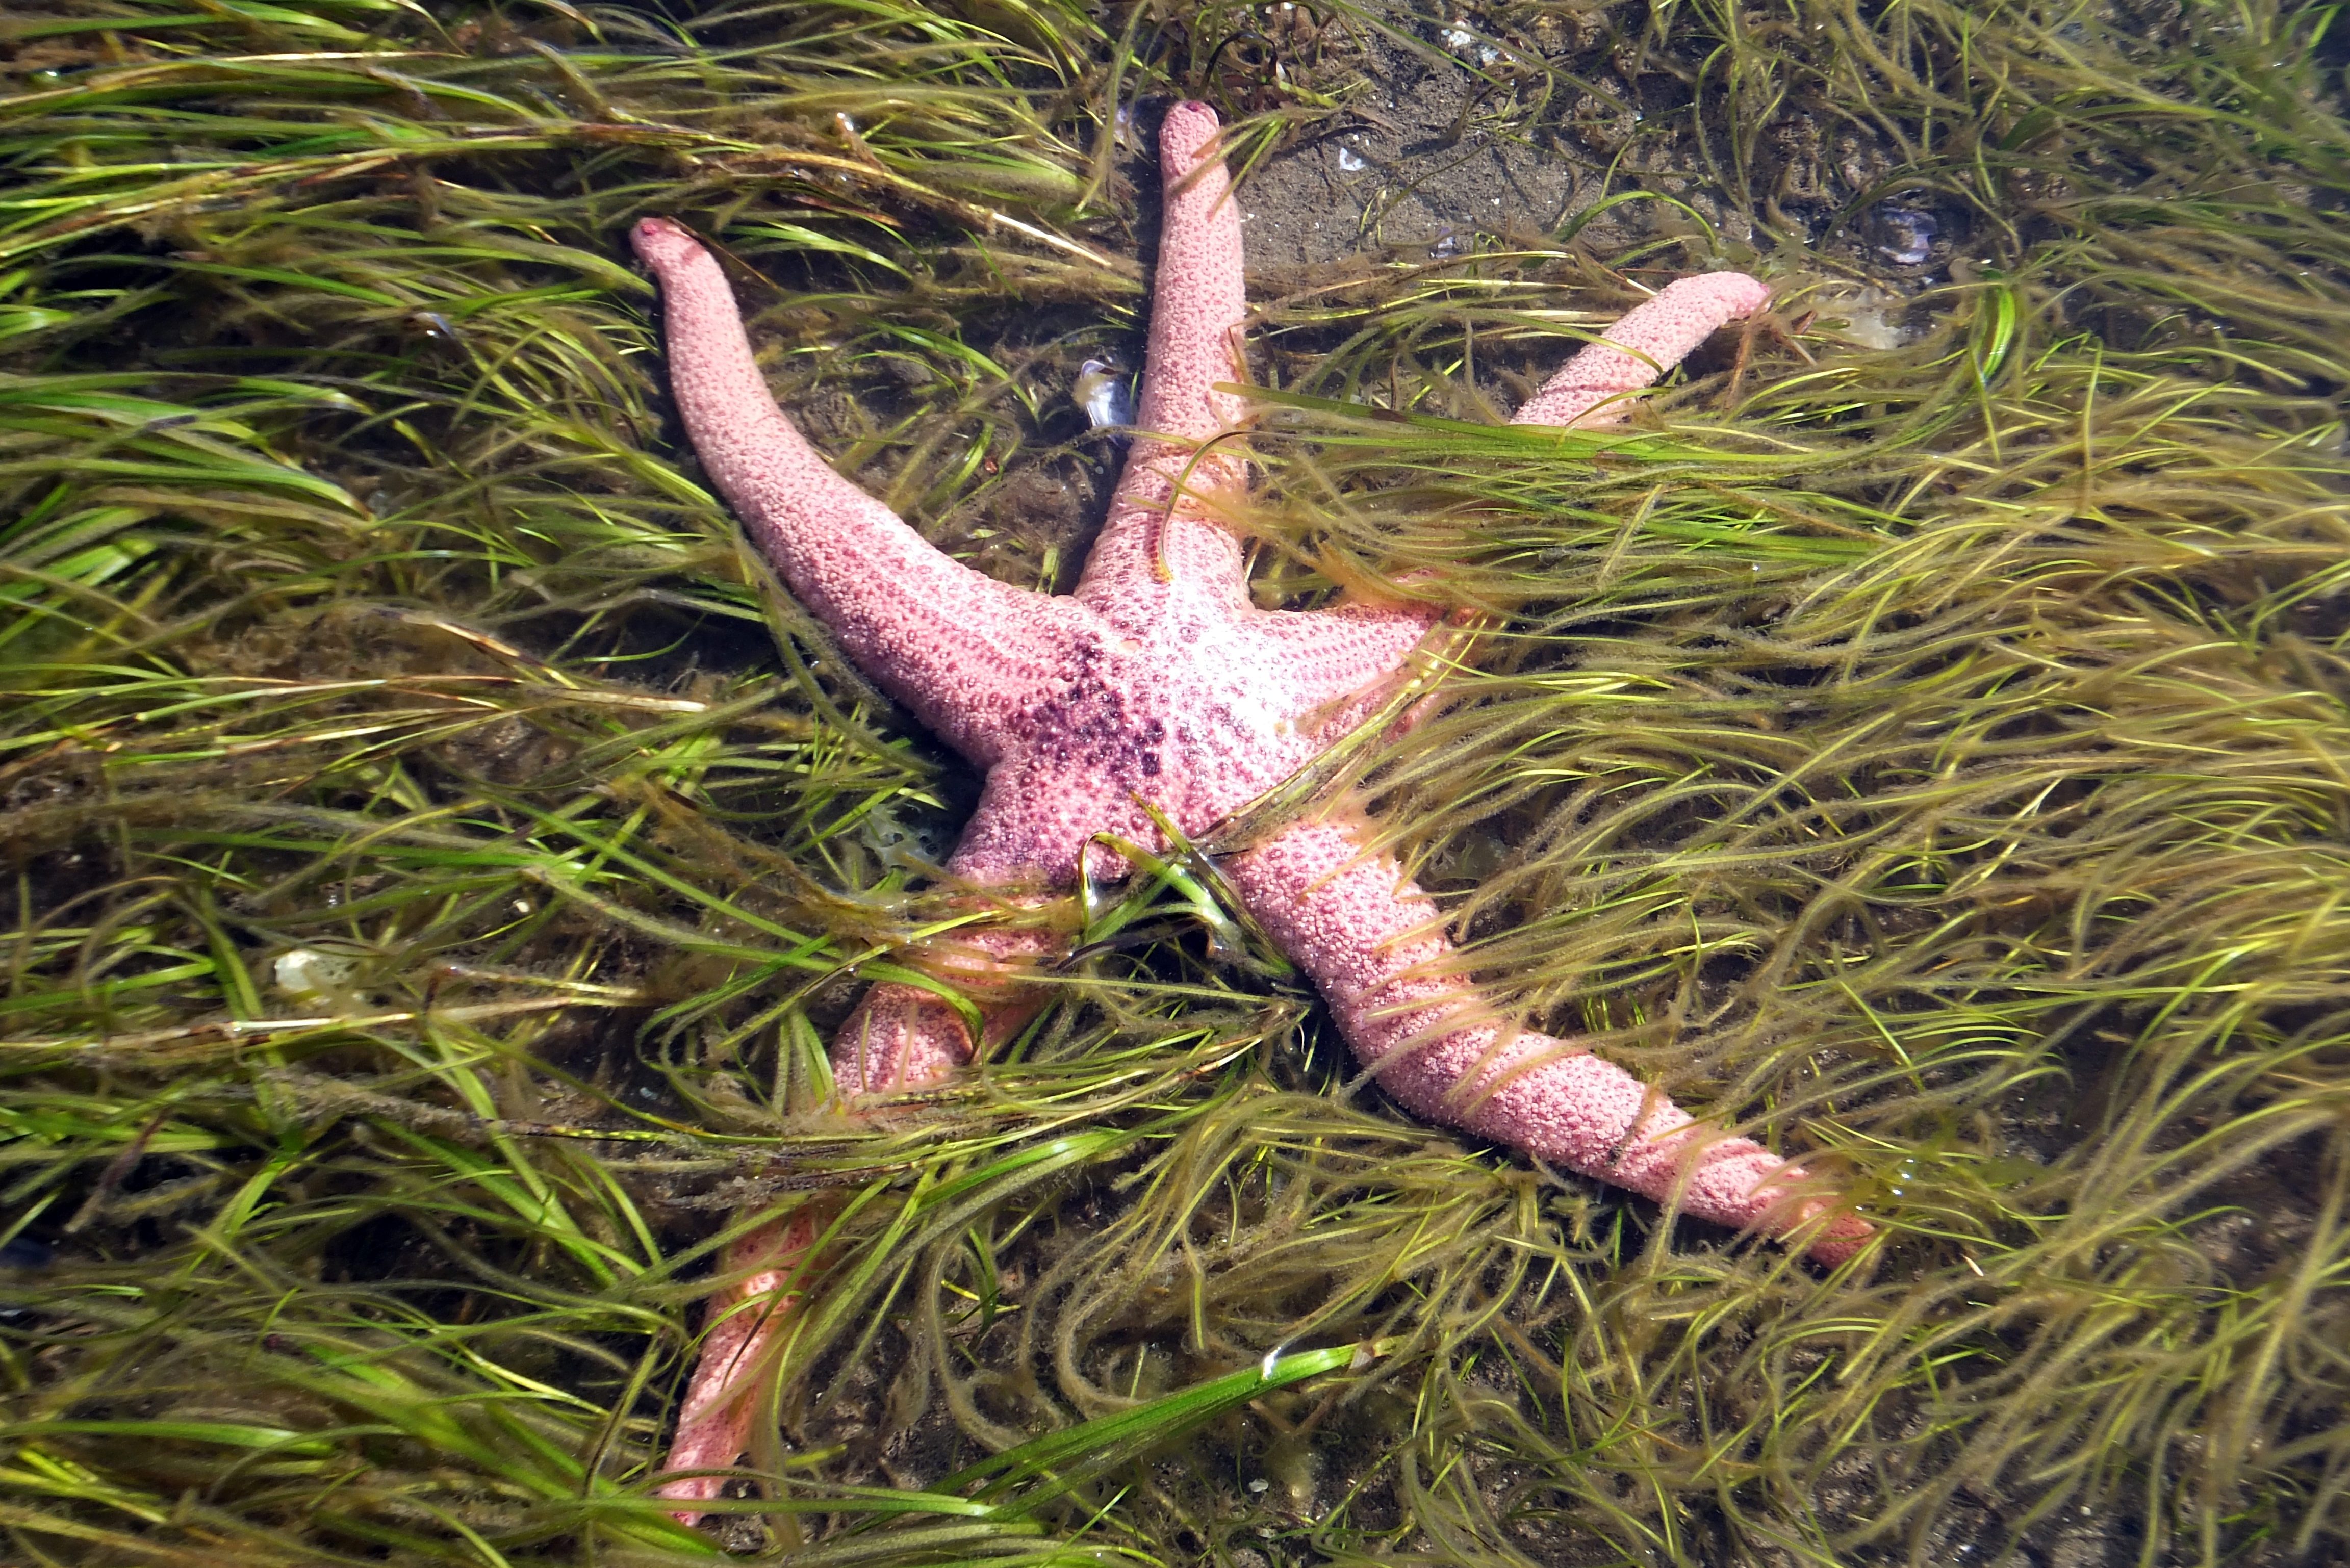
[
  {"xmin": 826, "ymin": 915, "xmax": 1060, "ymax": 1096},
  {"xmin": 656, "ymin": 908, "xmax": 1058, "ymax": 1521},
  {"xmin": 1075, "ymin": 101, "xmax": 1254, "ymax": 624},
  {"xmin": 1512, "ymin": 273, "xmax": 1773, "ymax": 429},
  {"xmin": 1235, "ymin": 600, "xmax": 1451, "ymax": 737},
  {"xmin": 1225, "ymin": 816, "xmax": 1869, "ymax": 1262},
  {"xmin": 631, "ymin": 217, "xmax": 1086, "ymax": 766},
  {"xmin": 655, "ymin": 1202, "xmax": 829, "ymax": 1516}
]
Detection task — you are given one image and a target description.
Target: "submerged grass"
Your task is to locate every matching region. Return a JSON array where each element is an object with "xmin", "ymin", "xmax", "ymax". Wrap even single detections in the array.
[{"xmin": 0, "ymin": 0, "xmax": 2345, "ymax": 1564}]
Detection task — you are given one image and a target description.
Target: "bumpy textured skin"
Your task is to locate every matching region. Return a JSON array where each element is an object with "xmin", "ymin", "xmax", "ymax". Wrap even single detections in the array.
[
  {"xmin": 1511, "ymin": 273, "xmax": 1774, "ymax": 429},
  {"xmin": 654, "ymin": 1205, "xmax": 825, "ymax": 1514},
  {"xmin": 1227, "ymin": 819, "xmax": 1869, "ymax": 1250},
  {"xmin": 632, "ymin": 99, "xmax": 1863, "ymax": 1520}
]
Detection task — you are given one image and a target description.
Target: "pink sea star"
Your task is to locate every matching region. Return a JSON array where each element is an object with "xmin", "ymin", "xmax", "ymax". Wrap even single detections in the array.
[{"xmin": 631, "ymin": 100, "xmax": 1870, "ymax": 1518}]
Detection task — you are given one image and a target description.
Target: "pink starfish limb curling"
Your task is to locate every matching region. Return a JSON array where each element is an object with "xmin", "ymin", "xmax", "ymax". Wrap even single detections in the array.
[
  {"xmin": 631, "ymin": 99, "xmax": 1867, "ymax": 1520},
  {"xmin": 653, "ymin": 1203, "xmax": 828, "ymax": 1508},
  {"xmin": 1510, "ymin": 272, "xmax": 1775, "ymax": 430}
]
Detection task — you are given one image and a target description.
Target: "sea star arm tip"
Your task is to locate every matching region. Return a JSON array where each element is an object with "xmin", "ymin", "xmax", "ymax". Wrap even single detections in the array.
[
  {"xmin": 1078, "ymin": 102, "xmax": 1254, "ymax": 611},
  {"xmin": 1229, "ymin": 816, "xmax": 1870, "ymax": 1260},
  {"xmin": 1157, "ymin": 99, "xmax": 1225, "ymax": 161},
  {"xmin": 653, "ymin": 1205, "xmax": 829, "ymax": 1522},
  {"xmin": 1514, "ymin": 271, "xmax": 1773, "ymax": 430},
  {"xmin": 632, "ymin": 214, "xmax": 1090, "ymax": 764}
]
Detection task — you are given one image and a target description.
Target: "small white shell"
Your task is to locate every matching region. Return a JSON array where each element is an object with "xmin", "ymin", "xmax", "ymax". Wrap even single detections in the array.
[
  {"xmin": 274, "ymin": 948, "xmax": 359, "ymax": 1001},
  {"xmin": 1075, "ymin": 359, "xmax": 1134, "ymax": 429}
]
